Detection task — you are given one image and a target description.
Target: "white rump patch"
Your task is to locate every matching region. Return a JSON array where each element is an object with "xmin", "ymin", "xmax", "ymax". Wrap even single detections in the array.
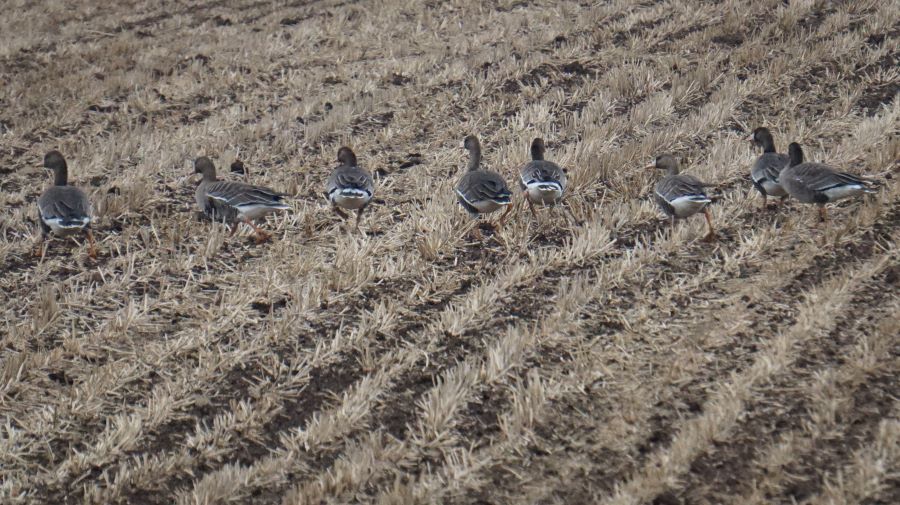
[
  {"xmin": 525, "ymin": 181, "xmax": 563, "ymax": 205},
  {"xmin": 43, "ymin": 216, "xmax": 90, "ymax": 234},
  {"xmin": 236, "ymin": 203, "xmax": 290, "ymax": 220},
  {"xmin": 457, "ymin": 189, "xmax": 510, "ymax": 213},
  {"xmin": 331, "ymin": 189, "xmax": 372, "ymax": 210},
  {"xmin": 822, "ymin": 184, "xmax": 865, "ymax": 201},
  {"xmin": 662, "ymin": 193, "xmax": 710, "ymax": 218}
]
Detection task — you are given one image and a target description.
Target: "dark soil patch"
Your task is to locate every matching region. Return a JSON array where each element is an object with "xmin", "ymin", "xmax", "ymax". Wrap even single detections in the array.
[
  {"xmin": 265, "ymin": 351, "xmax": 363, "ymax": 442},
  {"xmin": 711, "ymin": 32, "xmax": 744, "ymax": 46},
  {"xmin": 250, "ymin": 297, "xmax": 288, "ymax": 315},
  {"xmin": 785, "ymin": 200, "xmax": 899, "ymax": 300},
  {"xmin": 378, "ymin": 371, "xmax": 437, "ymax": 440},
  {"xmin": 672, "ymin": 226, "xmax": 899, "ymax": 504},
  {"xmin": 500, "ymin": 61, "xmax": 597, "ymax": 94},
  {"xmin": 856, "ymin": 81, "xmax": 899, "ymax": 115}
]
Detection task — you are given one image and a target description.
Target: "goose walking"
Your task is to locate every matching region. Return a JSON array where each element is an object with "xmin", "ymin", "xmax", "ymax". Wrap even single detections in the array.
[
  {"xmin": 749, "ymin": 127, "xmax": 789, "ymax": 208},
  {"xmin": 326, "ymin": 146, "xmax": 374, "ymax": 229},
  {"xmin": 456, "ymin": 135, "xmax": 512, "ymax": 233},
  {"xmin": 647, "ymin": 154, "xmax": 716, "ymax": 241},
  {"xmin": 194, "ymin": 156, "xmax": 289, "ymax": 243},
  {"xmin": 780, "ymin": 143, "xmax": 876, "ymax": 221},
  {"xmin": 519, "ymin": 138, "xmax": 567, "ymax": 218},
  {"xmin": 35, "ymin": 151, "xmax": 96, "ymax": 258}
]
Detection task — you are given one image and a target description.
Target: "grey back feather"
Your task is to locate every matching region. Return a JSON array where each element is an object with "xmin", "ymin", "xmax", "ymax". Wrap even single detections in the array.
[
  {"xmin": 751, "ymin": 152, "xmax": 789, "ymax": 185},
  {"xmin": 38, "ymin": 186, "xmax": 91, "ymax": 225},
  {"xmin": 782, "ymin": 163, "xmax": 866, "ymax": 191},
  {"xmin": 197, "ymin": 180, "xmax": 287, "ymax": 222},
  {"xmin": 326, "ymin": 165, "xmax": 374, "ymax": 196},
  {"xmin": 457, "ymin": 170, "xmax": 511, "ymax": 205},
  {"xmin": 519, "ymin": 160, "xmax": 567, "ymax": 191},
  {"xmin": 655, "ymin": 174, "xmax": 708, "ymax": 202},
  {"xmin": 780, "ymin": 162, "xmax": 872, "ymax": 203}
]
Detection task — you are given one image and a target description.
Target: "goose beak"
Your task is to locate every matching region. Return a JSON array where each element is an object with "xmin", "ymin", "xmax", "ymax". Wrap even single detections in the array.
[{"xmin": 643, "ymin": 162, "xmax": 656, "ymax": 170}]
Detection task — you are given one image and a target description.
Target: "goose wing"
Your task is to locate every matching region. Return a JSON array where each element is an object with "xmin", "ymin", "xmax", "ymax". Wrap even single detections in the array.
[
  {"xmin": 38, "ymin": 186, "xmax": 92, "ymax": 226},
  {"xmin": 786, "ymin": 163, "xmax": 869, "ymax": 192},
  {"xmin": 327, "ymin": 166, "xmax": 375, "ymax": 196},
  {"xmin": 458, "ymin": 170, "xmax": 512, "ymax": 204},
  {"xmin": 751, "ymin": 152, "xmax": 789, "ymax": 183},
  {"xmin": 519, "ymin": 160, "xmax": 566, "ymax": 190},
  {"xmin": 205, "ymin": 180, "xmax": 288, "ymax": 208},
  {"xmin": 655, "ymin": 174, "xmax": 710, "ymax": 202}
]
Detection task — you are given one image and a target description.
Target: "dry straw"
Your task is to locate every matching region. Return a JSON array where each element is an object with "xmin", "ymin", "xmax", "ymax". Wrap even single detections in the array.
[{"xmin": 1, "ymin": 0, "xmax": 897, "ymax": 504}]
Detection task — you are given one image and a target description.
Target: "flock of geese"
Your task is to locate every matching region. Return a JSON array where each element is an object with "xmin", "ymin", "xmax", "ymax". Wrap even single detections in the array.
[{"xmin": 34, "ymin": 127, "xmax": 876, "ymax": 258}]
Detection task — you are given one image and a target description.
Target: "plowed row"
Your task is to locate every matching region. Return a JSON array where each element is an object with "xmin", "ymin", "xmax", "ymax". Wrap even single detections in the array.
[{"xmin": 1, "ymin": 1, "xmax": 897, "ymax": 504}]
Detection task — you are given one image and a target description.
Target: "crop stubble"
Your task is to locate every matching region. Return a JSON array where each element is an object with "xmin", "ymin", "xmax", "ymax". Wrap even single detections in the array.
[{"xmin": 0, "ymin": 0, "xmax": 898, "ymax": 504}]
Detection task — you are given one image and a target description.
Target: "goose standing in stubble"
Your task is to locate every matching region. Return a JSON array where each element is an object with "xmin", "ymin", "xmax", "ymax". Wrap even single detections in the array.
[
  {"xmin": 456, "ymin": 135, "xmax": 512, "ymax": 234},
  {"xmin": 35, "ymin": 151, "xmax": 97, "ymax": 258},
  {"xmin": 749, "ymin": 127, "xmax": 790, "ymax": 209},
  {"xmin": 194, "ymin": 156, "xmax": 290, "ymax": 243},
  {"xmin": 519, "ymin": 138, "xmax": 567, "ymax": 218},
  {"xmin": 326, "ymin": 146, "xmax": 374, "ymax": 230},
  {"xmin": 647, "ymin": 154, "xmax": 716, "ymax": 241},
  {"xmin": 779, "ymin": 142, "xmax": 876, "ymax": 222}
]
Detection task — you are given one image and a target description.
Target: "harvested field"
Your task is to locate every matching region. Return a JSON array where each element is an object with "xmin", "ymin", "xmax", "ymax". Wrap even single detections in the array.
[{"xmin": 1, "ymin": 0, "xmax": 899, "ymax": 504}]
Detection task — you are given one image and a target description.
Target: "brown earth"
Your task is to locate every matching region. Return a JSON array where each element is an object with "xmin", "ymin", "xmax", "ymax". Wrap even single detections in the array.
[{"xmin": 0, "ymin": 1, "xmax": 898, "ymax": 504}]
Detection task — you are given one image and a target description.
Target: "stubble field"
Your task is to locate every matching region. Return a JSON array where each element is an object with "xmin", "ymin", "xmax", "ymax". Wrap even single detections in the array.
[{"xmin": 1, "ymin": 0, "xmax": 899, "ymax": 504}]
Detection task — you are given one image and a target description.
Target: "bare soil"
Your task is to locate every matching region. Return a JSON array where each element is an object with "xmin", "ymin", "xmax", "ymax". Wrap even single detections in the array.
[{"xmin": 1, "ymin": 1, "xmax": 898, "ymax": 504}]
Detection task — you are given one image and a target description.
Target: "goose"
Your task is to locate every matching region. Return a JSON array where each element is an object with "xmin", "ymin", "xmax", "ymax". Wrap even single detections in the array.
[
  {"xmin": 456, "ymin": 135, "xmax": 512, "ymax": 232},
  {"xmin": 780, "ymin": 142, "xmax": 876, "ymax": 221},
  {"xmin": 749, "ymin": 127, "xmax": 789, "ymax": 208},
  {"xmin": 519, "ymin": 138, "xmax": 567, "ymax": 217},
  {"xmin": 326, "ymin": 146, "xmax": 374, "ymax": 229},
  {"xmin": 35, "ymin": 151, "xmax": 96, "ymax": 258},
  {"xmin": 647, "ymin": 154, "xmax": 716, "ymax": 241},
  {"xmin": 194, "ymin": 156, "xmax": 289, "ymax": 243}
]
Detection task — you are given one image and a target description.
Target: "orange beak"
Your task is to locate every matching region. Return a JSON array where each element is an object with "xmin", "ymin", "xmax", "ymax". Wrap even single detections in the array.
[{"xmin": 644, "ymin": 163, "xmax": 656, "ymax": 170}]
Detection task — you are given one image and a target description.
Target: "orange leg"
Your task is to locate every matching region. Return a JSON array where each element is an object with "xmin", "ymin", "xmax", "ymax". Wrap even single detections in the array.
[
  {"xmin": 85, "ymin": 229, "xmax": 98, "ymax": 259},
  {"xmin": 818, "ymin": 205, "xmax": 827, "ymax": 222},
  {"xmin": 702, "ymin": 208, "xmax": 717, "ymax": 242},
  {"xmin": 760, "ymin": 194, "xmax": 768, "ymax": 210},
  {"xmin": 32, "ymin": 235, "xmax": 47, "ymax": 258},
  {"xmin": 244, "ymin": 218, "xmax": 271, "ymax": 243}
]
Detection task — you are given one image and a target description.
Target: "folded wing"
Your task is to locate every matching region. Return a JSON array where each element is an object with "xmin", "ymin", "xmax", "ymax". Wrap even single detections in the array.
[
  {"xmin": 38, "ymin": 187, "xmax": 92, "ymax": 229},
  {"xmin": 459, "ymin": 171, "xmax": 512, "ymax": 204},
  {"xmin": 520, "ymin": 160, "xmax": 566, "ymax": 189},
  {"xmin": 327, "ymin": 166, "xmax": 375, "ymax": 197}
]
